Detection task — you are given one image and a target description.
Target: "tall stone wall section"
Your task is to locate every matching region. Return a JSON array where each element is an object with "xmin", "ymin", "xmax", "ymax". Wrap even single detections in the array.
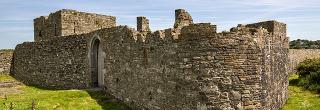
[
  {"xmin": 0, "ymin": 49, "xmax": 13, "ymax": 74},
  {"xmin": 84, "ymin": 25, "xmax": 223, "ymax": 110},
  {"xmin": 288, "ymin": 49, "xmax": 320, "ymax": 73},
  {"xmin": 95, "ymin": 22, "xmax": 288, "ymax": 110},
  {"xmin": 247, "ymin": 21, "xmax": 289, "ymax": 110},
  {"xmin": 177, "ymin": 24, "xmax": 265, "ymax": 110},
  {"xmin": 34, "ymin": 12, "xmax": 61, "ymax": 42},
  {"xmin": 63, "ymin": 26, "xmax": 186, "ymax": 109},
  {"xmin": 60, "ymin": 10, "xmax": 116, "ymax": 37},
  {"xmin": 11, "ymin": 36, "xmax": 91, "ymax": 89},
  {"xmin": 34, "ymin": 9, "xmax": 116, "ymax": 42}
]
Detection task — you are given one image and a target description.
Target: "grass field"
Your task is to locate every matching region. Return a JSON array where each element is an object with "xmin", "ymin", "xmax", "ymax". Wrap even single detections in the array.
[
  {"xmin": 0, "ymin": 74, "xmax": 319, "ymax": 110},
  {"xmin": 0, "ymin": 74, "xmax": 128, "ymax": 110},
  {"xmin": 0, "ymin": 74, "xmax": 15, "ymax": 81},
  {"xmin": 282, "ymin": 74, "xmax": 320, "ymax": 110}
]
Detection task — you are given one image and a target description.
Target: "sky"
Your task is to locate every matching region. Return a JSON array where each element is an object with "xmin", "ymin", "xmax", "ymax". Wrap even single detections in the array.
[{"xmin": 0, "ymin": 0, "xmax": 320, "ymax": 49}]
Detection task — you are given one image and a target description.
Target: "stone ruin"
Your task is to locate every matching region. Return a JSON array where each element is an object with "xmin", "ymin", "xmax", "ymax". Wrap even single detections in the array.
[
  {"xmin": 10, "ymin": 9, "xmax": 289, "ymax": 110},
  {"xmin": 0, "ymin": 49, "xmax": 13, "ymax": 74}
]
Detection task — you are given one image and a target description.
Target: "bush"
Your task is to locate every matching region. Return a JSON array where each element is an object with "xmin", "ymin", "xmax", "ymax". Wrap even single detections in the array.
[
  {"xmin": 296, "ymin": 58, "xmax": 320, "ymax": 77},
  {"xmin": 296, "ymin": 58, "xmax": 320, "ymax": 93}
]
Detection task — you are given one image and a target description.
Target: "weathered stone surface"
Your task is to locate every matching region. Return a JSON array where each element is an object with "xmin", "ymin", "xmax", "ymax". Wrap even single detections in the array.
[
  {"xmin": 231, "ymin": 91, "xmax": 241, "ymax": 100},
  {"xmin": 0, "ymin": 49, "xmax": 13, "ymax": 74},
  {"xmin": 11, "ymin": 35, "xmax": 91, "ymax": 89},
  {"xmin": 172, "ymin": 9, "xmax": 194, "ymax": 39},
  {"xmin": 34, "ymin": 9, "xmax": 116, "ymax": 42},
  {"xmin": 174, "ymin": 9, "xmax": 193, "ymax": 29},
  {"xmin": 137, "ymin": 16, "xmax": 151, "ymax": 32},
  {"xmin": 11, "ymin": 9, "xmax": 289, "ymax": 110}
]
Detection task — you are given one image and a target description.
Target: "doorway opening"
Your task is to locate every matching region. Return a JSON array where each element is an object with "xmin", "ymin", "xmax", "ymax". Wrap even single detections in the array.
[{"xmin": 91, "ymin": 38, "xmax": 100, "ymax": 87}]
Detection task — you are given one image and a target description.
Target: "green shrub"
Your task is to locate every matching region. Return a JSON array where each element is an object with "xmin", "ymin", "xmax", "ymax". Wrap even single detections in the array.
[
  {"xmin": 296, "ymin": 58, "xmax": 320, "ymax": 93},
  {"xmin": 296, "ymin": 58, "xmax": 320, "ymax": 77}
]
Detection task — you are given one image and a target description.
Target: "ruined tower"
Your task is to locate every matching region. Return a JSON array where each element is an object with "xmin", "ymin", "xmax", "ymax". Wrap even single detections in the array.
[
  {"xmin": 172, "ymin": 9, "xmax": 194, "ymax": 39},
  {"xmin": 34, "ymin": 9, "xmax": 116, "ymax": 42},
  {"xmin": 137, "ymin": 16, "xmax": 151, "ymax": 32}
]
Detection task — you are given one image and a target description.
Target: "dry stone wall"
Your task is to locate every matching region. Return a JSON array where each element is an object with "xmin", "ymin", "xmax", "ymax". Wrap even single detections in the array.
[
  {"xmin": 289, "ymin": 49, "xmax": 320, "ymax": 73},
  {"xmin": 178, "ymin": 24, "xmax": 265, "ymax": 110},
  {"xmin": 172, "ymin": 9, "xmax": 194, "ymax": 39},
  {"xmin": 0, "ymin": 49, "xmax": 13, "ymax": 74},
  {"xmin": 34, "ymin": 9, "xmax": 116, "ymax": 42},
  {"xmin": 60, "ymin": 9, "xmax": 116, "ymax": 37},
  {"xmin": 34, "ymin": 12, "xmax": 61, "ymax": 42},
  {"xmin": 245, "ymin": 21, "xmax": 289, "ymax": 110},
  {"xmin": 12, "ymin": 36, "xmax": 91, "ymax": 89},
  {"xmin": 137, "ymin": 16, "xmax": 150, "ymax": 32}
]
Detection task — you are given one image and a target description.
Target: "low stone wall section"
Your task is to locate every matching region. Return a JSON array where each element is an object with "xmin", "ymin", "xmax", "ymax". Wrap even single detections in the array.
[
  {"xmin": 288, "ymin": 49, "xmax": 320, "ymax": 73},
  {"xmin": 0, "ymin": 49, "xmax": 13, "ymax": 74},
  {"xmin": 11, "ymin": 36, "xmax": 91, "ymax": 89}
]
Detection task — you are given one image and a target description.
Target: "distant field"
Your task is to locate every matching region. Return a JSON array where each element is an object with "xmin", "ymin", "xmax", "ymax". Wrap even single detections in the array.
[
  {"xmin": 283, "ymin": 74, "xmax": 320, "ymax": 110},
  {"xmin": 0, "ymin": 74, "xmax": 128, "ymax": 110}
]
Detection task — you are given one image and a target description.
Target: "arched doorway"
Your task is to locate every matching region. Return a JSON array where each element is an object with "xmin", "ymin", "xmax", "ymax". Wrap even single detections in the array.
[{"xmin": 90, "ymin": 38, "xmax": 101, "ymax": 87}]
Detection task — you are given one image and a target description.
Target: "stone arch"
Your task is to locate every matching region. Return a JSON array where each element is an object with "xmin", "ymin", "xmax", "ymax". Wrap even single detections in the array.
[{"xmin": 89, "ymin": 35, "xmax": 104, "ymax": 87}]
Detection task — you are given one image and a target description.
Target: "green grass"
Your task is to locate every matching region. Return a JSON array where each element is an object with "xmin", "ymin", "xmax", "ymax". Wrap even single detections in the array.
[
  {"xmin": 283, "ymin": 74, "xmax": 320, "ymax": 110},
  {"xmin": 0, "ymin": 74, "xmax": 128, "ymax": 110},
  {"xmin": 0, "ymin": 74, "xmax": 16, "ymax": 81},
  {"xmin": 3, "ymin": 73, "xmax": 318, "ymax": 110}
]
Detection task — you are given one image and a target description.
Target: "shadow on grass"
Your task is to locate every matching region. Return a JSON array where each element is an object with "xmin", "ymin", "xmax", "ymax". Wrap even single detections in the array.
[
  {"xmin": 2, "ymin": 75, "xmax": 131, "ymax": 110},
  {"xmin": 85, "ymin": 89, "xmax": 132, "ymax": 110},
  {"xmin": 21, "ymin": 85, "xmax": 132, "ymax": 110},
  {"xmin": 289, "ymin": 78, "xmax": 300, "ymax": 86}
]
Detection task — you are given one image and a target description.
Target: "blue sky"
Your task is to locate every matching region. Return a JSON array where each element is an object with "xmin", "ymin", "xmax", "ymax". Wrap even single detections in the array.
[{"xmin": 1, "ymin": 0, "xmax": 320, "ymax": 49}]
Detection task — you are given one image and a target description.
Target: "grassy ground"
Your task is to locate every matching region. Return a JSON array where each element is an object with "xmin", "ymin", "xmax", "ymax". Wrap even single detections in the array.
[
  {"xmin": 0, "ymin": 74, "xmax": 128, "ymax": 110},
  {"xmin": 1, "ymin": 74, "xmax": 319, "ymax": 110},
  {"xmin": 283, "ymin": 74, "xmax": 320, "ymax": 110},
  {"xmin": 0, "ymin": 74, "xmax": 15, "ymax": 81}
]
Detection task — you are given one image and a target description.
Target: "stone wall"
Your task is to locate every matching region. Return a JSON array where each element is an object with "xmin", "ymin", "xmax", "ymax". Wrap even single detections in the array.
[
  {"xmin": 34, "ymin": 12, "xmax": 61, "ymax": 42},
  {"xmin": 289, "ymin": 49, "xmax": 320, "ymax": 73},
  {"xmin": 172, "ymin": 9, "xmax": 194, "ymax": 39},
  {"xmin": 60, "ymin": 9, "xmax": 116, "ymax": 37},
  {"xmin": 11, "ymin": 36, "xmax": 91, "ymax": 89},
  {"xmin": 0, "ymin": 49, "xmax": 13, "ymax": 74},
  {"xmin": 34, "ymin": 9, "xmax": 116, "ymax": 42},
  {"xmin": 137, "ymin": 16, "xmax": 150, "ymax": 32},
  {"xmin": 177, "ymin": 24, "xmax": 266, "ymax": 110},
  {"xmin": 13, "ymin": 9, "xmax": 289, "ymax": 110},
  {"xmin": 94, "ymin": 21, "xmax": 287, "ymax": 110},
  {"xmin": 251, "ymin": 21, "xmax": 289, "ymax": 110}
]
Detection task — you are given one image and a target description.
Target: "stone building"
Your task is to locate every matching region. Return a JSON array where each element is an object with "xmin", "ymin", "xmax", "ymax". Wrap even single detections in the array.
[{"xmin": 11, "ymin": 9, "xmax": 289, "ymax": 110}]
